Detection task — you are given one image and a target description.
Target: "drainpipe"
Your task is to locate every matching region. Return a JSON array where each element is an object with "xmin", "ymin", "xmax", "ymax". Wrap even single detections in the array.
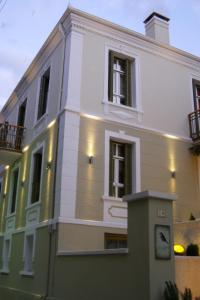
[{"xmin": 45, "ymin": 21, "xmax": 67, "ymax": 299}]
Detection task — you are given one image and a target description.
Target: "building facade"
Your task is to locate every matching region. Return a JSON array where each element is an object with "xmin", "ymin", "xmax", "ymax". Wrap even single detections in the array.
[{"xmin": 0, "ymin": 7, "xmax": 200, "ymax": 299}]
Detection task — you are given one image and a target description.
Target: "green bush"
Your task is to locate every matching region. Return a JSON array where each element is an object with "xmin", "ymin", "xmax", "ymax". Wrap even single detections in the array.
[{"xmin": 186, "ymin": 244, "xmax": 199, "ymax": 256}]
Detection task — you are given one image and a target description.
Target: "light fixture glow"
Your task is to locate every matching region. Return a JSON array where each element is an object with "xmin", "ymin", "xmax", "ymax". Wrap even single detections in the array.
[
  {"xmin": 47, "ymin": 119, "xmax": 56, "ymax": 129},
  {"xmin": 174, "ymin": 244, "xmax": 185, "ymax": 254},
  {"xmin": 88, "ymin": 156, "xmax": 94, "ymax": 164},
  {"xmin": 5, "ymin": 165, "xmax": 9, "ymax": 170},
  {"xmin": 22, "ymin": 145, "xmax": 29, "ymax": 152},
  {"xmin": 164, "ymin": 134, "xmax": 179, "ymax": 140},
  {"xmin": 82, "ymin": 113, "xmax": 102, "ymax": 121}
]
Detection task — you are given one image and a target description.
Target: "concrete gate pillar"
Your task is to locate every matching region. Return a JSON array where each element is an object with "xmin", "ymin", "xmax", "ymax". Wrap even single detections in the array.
[{"xmin": 124, "ymin": 190, "xmax": 176, "ymax": 300}]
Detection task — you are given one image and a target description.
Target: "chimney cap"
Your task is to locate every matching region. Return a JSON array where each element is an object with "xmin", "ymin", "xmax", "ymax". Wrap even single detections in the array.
[{"xmin": 144, "ymin": 12, "xmax": 170, "ymax": 24}]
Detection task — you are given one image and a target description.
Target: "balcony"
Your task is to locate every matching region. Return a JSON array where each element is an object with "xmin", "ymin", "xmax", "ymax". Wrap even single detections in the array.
[
  {"xmin": 188, "ymin": 110, "xmax": 200, "ymax": 155},
  {"xmin": 0, "ymin": 123, "xmax": 25, "ymax": 165}
]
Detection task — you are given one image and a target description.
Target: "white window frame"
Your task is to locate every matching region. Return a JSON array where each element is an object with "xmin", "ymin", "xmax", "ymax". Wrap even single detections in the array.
[
  {"xmin": 20, "ymin": 230, "xmax": 36, "ymax": 276},
  {"xmin": 34, "ymin": 62, "xmax": 51, "ymax": 126},
  {"xmin": 7, "ymin": 164, "xmax": 20, "ymax": 216},
  {"xmin": 27, "ymin": 142, "xmax": 45, "ymax": 208},
  {"xmin": 103, "ymin": 45, "xmax": 141, "ymax": 112},
  {"xmin": 0, "ymin": 177, "xmax": 3, "ymax": 200},
  {"xmin": 17, "ymin": 96, "xmax": 28, "ymax": 128},
  {"xmin": 1, "ymin": 236, "xmax": 12, "ymax": 273},
  {"xmin": 104, "ymin": 130, "xmax": 141, "ymax": 199}
]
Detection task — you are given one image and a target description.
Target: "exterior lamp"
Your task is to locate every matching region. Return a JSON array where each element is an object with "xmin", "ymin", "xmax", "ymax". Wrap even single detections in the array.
[
  {"xmin": 171, "ymin": 171, "xmax": 176, "ymax": 178},
  {"xmin": 88, "ymin": 156, "xmax": 94, "ymax": 164},
  {"xmin": 46, "ymin": 161, "xmax": 52, "ymax": 170},
  {"xmin": 174, "ymin": 244, "xmax": 185, "ymax": 255},
  {"xmin": 21, "ymin": 180, "xmax": 25, "ymax": 187}
]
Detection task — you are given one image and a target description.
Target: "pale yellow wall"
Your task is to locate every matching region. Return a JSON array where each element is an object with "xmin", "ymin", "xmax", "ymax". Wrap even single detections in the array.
[
  {"xmin": 174, "ymin": 220, "xmax": 200, "ymax": 249},
  {"xmin": 58, "ymin": 223, "xmax": 126, "ymax": 251},
  {"xmin": 176, "ymin": 257, "xmax": 200, "ymax": 298},
  {"xmin": 80, "ymin": 30, "xmax": 196, "ymax": 138},
  {"xmin": 76, "ymin": 116, "xmax": 200, "ymax": 222}
]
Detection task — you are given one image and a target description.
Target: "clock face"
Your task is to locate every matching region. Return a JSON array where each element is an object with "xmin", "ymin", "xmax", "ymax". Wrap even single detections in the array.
[{"xmin": 155, "ymin": 225, "xmax": 171, "ymax": 260}]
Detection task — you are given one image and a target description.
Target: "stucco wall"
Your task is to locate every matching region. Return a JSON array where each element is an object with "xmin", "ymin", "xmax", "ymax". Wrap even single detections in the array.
[
  {"xmin": 175, "ymin": 257, "xmax": 200, "ymax": 298},
  {"xmin": 76, "ymin": 116, "xmax": 199, "ymax": 222}
]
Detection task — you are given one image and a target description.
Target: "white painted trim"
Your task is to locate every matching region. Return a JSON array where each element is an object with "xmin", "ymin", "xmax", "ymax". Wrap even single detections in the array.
[
  {"xmin": 0, "ymin": 177, "xmax": 3, "ymax": 200},
  {"xmin": 58, "ymin": 217, "xmax": 127, "ymax": 229},
  {"xmin": 22, "ymin": 229, "xmax": 36, "ymax": 272},
  {"xmin": 7, "ymin": 163, "xmax": 21, "ymax": 216},
  {"xmin": 34, "ymin": 62, "xmax": 51, "ymax": 126},
  {"xmin": 57, "ymin": 248, "xmax": 128, "ymax": 256},
  {"xmin": 2, "ymin": 236, "xmax": 12, "ymax": 271},
  {"xmin": 104, "ymin": 129, "xmax": 141, "ymax": 198},
  {"xmin": 103, "ymin": 45, "xmax": 142, "ymax": 121},
  {"xmin": 19, "ymin": 270, "xmax": 34, "ymax": 277},
  {"xmin": 27, "ymin": 141, "xmax": 45, "ymax": 208}
]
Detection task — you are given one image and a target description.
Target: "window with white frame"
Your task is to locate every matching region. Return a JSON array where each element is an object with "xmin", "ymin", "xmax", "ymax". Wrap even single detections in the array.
[
  {"xmin": 37, "ymin": 67, "xmax": 50, "ymax": 120},
  {"xmin": 108, "ymin": 51, "xmax": 134, "ymax": 107},
  {"xmin": 2, "ymin": 238, "xmax": 11, "ymax": 271},
  {"xmin": 192, "ymin": 79, "xmax": 200, "ymax": 110},
  {"xmin": 23, "ymin": 234, "xmax": 34, "ymax": 273},
  {"xmin": 9, "ymin": 167, "xmax": 19, "ymax": 214},
  {"xmin": 30, "ymin": 147, "xmax": 43, "ymax": 204},
  {"xmin": 109, "ymin": 140, "xmax": 132, "ymax": 198}
]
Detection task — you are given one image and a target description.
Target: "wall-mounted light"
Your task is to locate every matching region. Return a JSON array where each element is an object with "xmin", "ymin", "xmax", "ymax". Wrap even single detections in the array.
[
  {"xmin": 3, "ymin": 193, "xmax": 6, "ymax": 199},
  {"xmin": 5, "ymin": 165, "xmax": 9, "ymax": 170},
  {"xmin": 22, "ymin": 145, "xmax": 29, "ymax": 153},
  {"xmin": 174, "ymin": 244, "xmax": 185, "ymax": 254},
  {"xmin": 47, "ymin": 119, "xmax": 56, "ymax": 129},
  {"xmin": 21, "ymin": 180, "xmax": 25, "ymax": 188},
  {"xmin": 46, "ymin": 161, "xmax": 52, "ymax": 170},
  {"xmin": 88, "ymin": 156, "xmax": 94, "ymax": 164},
  {"xmin": 171, "ymin": 171, "xmax": 176, "ymax": 178}
]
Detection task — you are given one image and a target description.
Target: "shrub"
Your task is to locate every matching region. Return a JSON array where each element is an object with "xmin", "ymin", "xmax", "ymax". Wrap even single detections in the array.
[{"xmin": 186, "ymin": 244, "xmax": 199, "ymax": 256}]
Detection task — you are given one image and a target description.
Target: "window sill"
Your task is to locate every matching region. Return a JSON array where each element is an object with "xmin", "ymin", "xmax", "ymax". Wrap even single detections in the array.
[
  {"xmin": 34, "ymin": 113, "xmax": 48, "ymax": 129},
  {"xmin": 25, "ymin": 201, "xmax": 41, "ymax": 211},
  {"xmin": 102, "ymin": 195, "xmax": 123, "ymax": 202},
  {"xmin": 0, "ymin": 269, "xmax": 10, "ymax": 275},
  {"xmin": 5, "ymin": 212, "xmax": 16, "ymax": 219},
  {"xmin": 102, "ymin": 100, "xmax": 143, "ymax": 122},
  {"xmin": 19, "ymin": 270, "xmax": 34, "ymax": 277}
]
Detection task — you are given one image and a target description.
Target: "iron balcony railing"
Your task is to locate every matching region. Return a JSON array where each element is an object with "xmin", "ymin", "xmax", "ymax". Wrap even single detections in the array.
[{"xmin": 0, "ymin": 123, "xmax": 25, "ymax": 152}]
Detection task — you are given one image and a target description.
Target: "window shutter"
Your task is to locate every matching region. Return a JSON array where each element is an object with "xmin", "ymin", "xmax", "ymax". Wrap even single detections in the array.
[
  {"xmin": 124, "ymin": 143, "xmax": 132, "ymax": 195},
  {"xmin": 108, "ymin": 51, "xmax": 114, "ymax": 102},
  {"xmin": 109, "ymin": 141, "xmax": 115, "ymax": 196},
  {"xmin": 125, "ymin": 59, "xmax": 132, "ymax": 107}
]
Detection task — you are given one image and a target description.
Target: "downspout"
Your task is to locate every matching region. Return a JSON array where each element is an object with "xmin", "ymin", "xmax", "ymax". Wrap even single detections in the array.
[{"xmin": 45, "ymin": 21, "xmax": 67, "ymax": 299}]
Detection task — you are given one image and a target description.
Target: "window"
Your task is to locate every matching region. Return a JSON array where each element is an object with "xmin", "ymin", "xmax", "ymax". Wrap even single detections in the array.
[
  {"xmin": 18, "ymin": 99, "xmax": 27, "ymax": 127},
  {"xmin": 9, "ymin": 168, "xmax": 19, "ymax": 214},
  {"xmin": 109, "ymin": 141, "xmax": 132, "ymax": 198},
  {"xmin": 108, "ymin": 51, "xmax": 133, "ymax": 107},
  {"xmin": 2, "ymin": 239, "xmax": 11, "ymax": 271},
  {"xmin": 24, "ymin": 234, "xmax": 34, "ymax": 273},
  {"xmin": 193, "ymin": 79, "xmax": 200, "ymax": 110},
  {"xmin": 0, "ymin": 179, "xmax": 2, "ymax": 196},
  {"xmin": 30, "ymin": 149, "xmax": 43, "ymax": 204},
  {"xmin": 37, "ymin": 67, "xmax": 50, "ymax": 120},
  {"xmin": 105, "ymin": 233, "xmax": 127, "ymax": 249}
]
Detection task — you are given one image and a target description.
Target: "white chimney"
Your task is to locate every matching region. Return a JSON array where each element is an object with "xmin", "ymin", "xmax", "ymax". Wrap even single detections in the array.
[{"xmin": 144, "ymin": 12, "xmax": 170, "ymax": 44}]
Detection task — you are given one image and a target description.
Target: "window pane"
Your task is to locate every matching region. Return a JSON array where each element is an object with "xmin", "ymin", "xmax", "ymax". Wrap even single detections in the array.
[
  {"xmin": 11, "ymin": 169, "xmax": 19, "ymax": 213},
  {"xmin": 118, "ymin": 58, "xmax": 125, "ymax": 72},
  {"xmin": 118, "ymin": 144, "xmax": 125, "ymax": 157},
  {"xmin": 118, "ymin": 187, "xmax": 125, "ymax": 198},
  {"xmin": 31, "ymin": 152, "xmax": 42, "ymax": 204},
  {"xmin": 119, "ymin": 160, "xmax": 125, "ymax": 184}
]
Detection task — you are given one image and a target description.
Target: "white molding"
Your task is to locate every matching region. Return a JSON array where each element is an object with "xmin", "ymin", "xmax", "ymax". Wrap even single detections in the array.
[
  {"xmin": 7, "ymin": 162, "xmax": 21, "ymax": 217},
  {"xmin": 70, "ymin": 12, "xmax": 200, "ymax": 71},
  {"xmin": 104, "ymin": 130, "xmax": 141, "ymax": 197},
  {"xmin": 58, "ymin": 217, "xmax": 127, "ymax": 229},
  {"xmin": 103, "ymin": 44, "xmax": 142, "ymax": 110},
  {"xmin": 22, "ymin": 229, "xmax": 36, "ymax": 269},
  {"xmin": 2, "ymin": 236, "xmax": 12, "ymax": 272},
  {"xmin": 33, "ymin": 62, "xmax": 51, "ymax": 127},
  {"xmin": 27, "ymin": 141, "xmax": 45, "ymax": 208},
  {"xmin": 57, "ymin": 248, "xmax": 128, "ymax": 256}
]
